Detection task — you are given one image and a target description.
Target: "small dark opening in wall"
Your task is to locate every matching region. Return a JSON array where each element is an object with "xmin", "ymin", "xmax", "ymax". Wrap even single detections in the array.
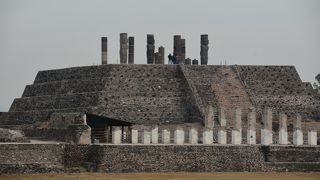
[
  {"xmin": 86, "ymin": 114, "xmax": 132, "ymax": 143},
  {"xmin": 288, "ymin": 124, "xmax": 293, "ymax": 132}
]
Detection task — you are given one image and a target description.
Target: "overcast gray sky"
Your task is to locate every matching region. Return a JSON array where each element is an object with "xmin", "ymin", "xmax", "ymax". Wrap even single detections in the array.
[{"xmin": 0, "ymin": 0, "xmax": 319, "ymax": 111}]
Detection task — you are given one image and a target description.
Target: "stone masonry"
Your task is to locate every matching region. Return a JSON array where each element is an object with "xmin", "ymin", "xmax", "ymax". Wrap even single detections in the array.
[
  {"xmin": 1, "ymin": 144, "xmax": 320, "ymax": 174},
  {"xmin": 0, "ymin": 65, "xmax": 319, "ymax": 141}
]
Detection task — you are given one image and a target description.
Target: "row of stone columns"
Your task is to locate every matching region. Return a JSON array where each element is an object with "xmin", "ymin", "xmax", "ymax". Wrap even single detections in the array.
[
  {"xmin": 102, "ymin": 34, "xmax": 135, "ymax": 65},
  {"xmin": 111, "ymin": 107, "xmax": 317, "ymax": 146},
  {"xmin": 103, "ymin": 34, "xmax": 208, "ymax": 65},
  {"xmin": 172, "ymin": 35, "xmax": 207, "ymax": 65},
  {"xmin": 119, "ymin": 33, "xmax": 135, "ymax": 64},
  {"xmin": 146, "ymin": 34, "xmax": 165, "ymax": 64},
  {"xmin": 111, "ymin": 123, "xmax": 317, "ymax": 146},
  {"xmin": 242, "ymin": 107, "xmax": 317, "ymax": 146}
]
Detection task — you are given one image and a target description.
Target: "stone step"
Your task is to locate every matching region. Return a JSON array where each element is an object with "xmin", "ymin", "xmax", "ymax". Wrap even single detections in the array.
[
  {"xmin": 1, "ymin": 107, "xmax": 91, "ymax": 125},
  {"xmin": 236, "ymin": 66, "xmax": 301, "ymax": 83},
  {"xmin": 245, "ymin": 82, "xmax": 314, "ymax": 96},
  {"xmin": 34, "ymin": 65, "xmax": 113, "ymax": 83},
  {"xmin": 34, "ymin": 64, "xmax": 181, "ymax": 83},
  {"xmin": 23, "ymin": 79, "xmax": 108, "ymax": 97},
  {"xmin": 10, "ymin": 92, "xmax": 104, "ymax": 112}
]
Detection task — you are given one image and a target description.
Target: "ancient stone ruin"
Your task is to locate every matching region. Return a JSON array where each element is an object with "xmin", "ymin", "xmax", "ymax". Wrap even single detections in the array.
[{"xmin": 0, "ymin": 33, "xmax": 320, "ymax": 173}]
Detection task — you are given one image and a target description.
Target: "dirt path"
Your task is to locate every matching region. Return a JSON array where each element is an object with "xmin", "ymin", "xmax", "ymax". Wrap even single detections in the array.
[{"xmin": 1, "ymin": 172, "xmax": 320, "ymax": 180}]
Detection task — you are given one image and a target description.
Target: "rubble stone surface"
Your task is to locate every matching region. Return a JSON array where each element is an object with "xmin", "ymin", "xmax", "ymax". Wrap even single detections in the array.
[{"xmin": 0, "ymin": 128, "xmax": 29, "ymax": 142}]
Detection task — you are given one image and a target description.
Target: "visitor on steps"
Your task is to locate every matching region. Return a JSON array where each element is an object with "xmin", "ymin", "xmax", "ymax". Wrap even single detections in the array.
[
  {"xmin": 168, "ymin": 53, "xmax": 173, "ymax": 64},
  {"xmin": 172, "ymin": 55, "xmax": 177, "ymax": 64}
]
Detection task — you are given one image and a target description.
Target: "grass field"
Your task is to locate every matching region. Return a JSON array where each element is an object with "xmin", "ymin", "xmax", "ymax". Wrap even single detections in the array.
[{"xmin": 1, "ymin": 172, "xmax": 320, "ymax": 180}]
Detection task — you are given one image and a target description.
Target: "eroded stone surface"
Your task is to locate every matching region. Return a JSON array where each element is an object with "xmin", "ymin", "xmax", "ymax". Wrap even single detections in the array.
[{"xmin": 0, "ymin": 128, "xmax": 29, "ymax": 143}]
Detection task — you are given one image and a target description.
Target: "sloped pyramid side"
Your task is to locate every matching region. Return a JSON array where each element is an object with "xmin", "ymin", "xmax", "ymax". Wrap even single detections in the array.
[
  {"xmin": 235, "ymin": 65, "xmax": 320, "ymax": 121},
  {"xmin": 0, "ymin": 64, "xmax": 202, "ymax": 127}
]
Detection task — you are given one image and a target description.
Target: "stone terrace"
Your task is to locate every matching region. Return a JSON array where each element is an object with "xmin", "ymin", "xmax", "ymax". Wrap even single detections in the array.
[
  {"xmin": 235, "ymin": 65, "xmax": 320, "ymax": 121},
  {"xmin": 0, "ymin": 64, "xmax": 319, "ymax": 130},
  {"xmin": 0, "ymin": 65, "xmax": 201, "ymax": 127}
]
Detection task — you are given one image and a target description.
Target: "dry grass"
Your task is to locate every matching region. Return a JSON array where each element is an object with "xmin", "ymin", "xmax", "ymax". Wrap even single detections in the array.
[{"xmin": 1, "ymin": 172, "xmax": 320, "ymax": 180}]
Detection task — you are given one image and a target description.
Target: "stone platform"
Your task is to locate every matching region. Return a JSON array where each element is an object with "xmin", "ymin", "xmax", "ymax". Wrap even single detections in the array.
[
  {"xmin": 1, "ymin": 64, "xmax": 319, "ymax": 130},
  {"xmin": 0, "ymin": 144, "xmax": 319, "ymax": 174}
]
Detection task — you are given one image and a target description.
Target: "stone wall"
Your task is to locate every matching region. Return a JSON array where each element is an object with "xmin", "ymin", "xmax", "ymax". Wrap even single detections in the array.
[
  {"xmin": 76, "ymin": 145, "xmax": 265, "ymax": 172},
  {"xmin": 0, "ymin": 144, "xmax": 319, "ymax": 174},
  {"xmin": 95, "ymin": 65, "xmax": 201, "ymax": 125},
  {"xmin": 0, "ymin": 144, "xmax": 65, "ymax": 174}
]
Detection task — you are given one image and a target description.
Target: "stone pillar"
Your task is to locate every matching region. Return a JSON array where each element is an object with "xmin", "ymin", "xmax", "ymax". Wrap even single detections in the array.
[
  {"xmin": 261, "ymin": 108, "xmax": 273, "ymax": 145},
  {"xmin": 205, "ymin": 106, "xmax": 214, "ymax": 129},
  {"xmin": 189, "ymin": 127, "xmax": 198, "ymax": 144},
  {"xmin": 308, "ymin": 130, "xmax": 317, "ymax": 145},
  {"xmin": 185, "ymin": 58, "xmax": 191, "ymax": 65},
  {"xmin": 174, "ymin": 126, "xmax": 184, "ymax": 144},
  {"xmin": 128, "ymin": 36, "xmax": 134, "ymax": 64},
  {"xmin": 203, "ymin": 127, "xmax": 213, "ymax": 144},
  {"xmin": 147, "ymin": 34, "xmax": 155, "ymax": 64},
  {"xmin": 192, "ymin": 59, "xmax": 199, "ymax": 65},
  {"xmin": 247, "ymin": 107, "xmax": 256, "ymax": 145},
  {"xmin": 232, "ymin": 108, "xmax": 242, "ymax": 145},
  {"xmin": 142, "ymin": 129, "xmax": 151, "ymax": 144},
  {"xmin": 162, "ymin": 129, "xmax": 170, "ymax": 144},
  {"xmin": 158, "ymin": 46, "xmax": 165, "ymax": 64},
  {"xmin": 173, "ymin": 35, "xmax": 181, "ymax": 63},
  {"xmin": 200, "ymin": 34, "xmax": 209, "ymax": 65},
  {"xmin": 279, "ymin": 113, "xmax": 288, "ymax": 145},
  {"xmin": 218, "ymin": 130, "xmax": 227, "ymax": 144},
  {"xmin": 112, "ymin": 127, "xmax": 122, "ymax": 144},
  {"xmin": 293, "ymin": 114, "xmax": 303, "ymax": 145},
  {"xmin": 131, "ymin": 129, "xmax": 138, "ymax": 144},
  {"xmin": 154, "ymin": 52, "xmax": 160, "ymax": 64},
  {"xmin": 218, "ymin": 107, "xmax": 227, "ymax": 144},
  {"xmin": 101, "ymin": 37, "xmax": 108, "ymax": 65},
  {"xmin": 151, "ymin": 126, "xmax": 158, "ymax": 144},
  {"xmin": 181, "ymin": 39, "xmax": 186, "ymax": 63},
  {"xmin": 119, "ymin": 33, "xmax": 128, "ymax": 64}
]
